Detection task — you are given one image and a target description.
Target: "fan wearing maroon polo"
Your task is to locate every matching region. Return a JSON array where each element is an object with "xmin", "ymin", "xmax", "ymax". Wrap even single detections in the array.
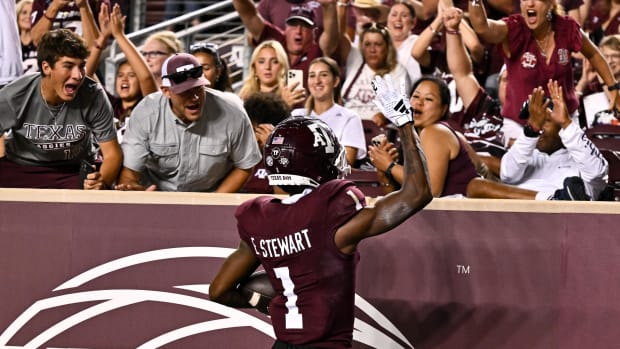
[
  {"xmin": 210, "ymin": 75, "xmax": 432, "ymax": 349},
  {"xmin": 232, "ymin": 0, "xmax": 340, "ymax": 90}
]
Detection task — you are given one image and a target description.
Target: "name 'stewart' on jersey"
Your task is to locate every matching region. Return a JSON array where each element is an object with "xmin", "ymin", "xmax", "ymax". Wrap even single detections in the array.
[{"xmin": 250, "ymin": 229, "xmax": 312, "ymax": 258}]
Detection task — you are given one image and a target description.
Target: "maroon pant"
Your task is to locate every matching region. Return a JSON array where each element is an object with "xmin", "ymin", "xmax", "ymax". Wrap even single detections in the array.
[{"xmin": 0, "ymin": 158, "xmax": 81, "ymax": 189}]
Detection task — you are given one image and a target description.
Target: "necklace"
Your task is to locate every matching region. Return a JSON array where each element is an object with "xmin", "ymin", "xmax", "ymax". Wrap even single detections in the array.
[
  {"xmin": 43, "ymin": 99, "xmax": 66, "ymax": 125},
  {"xmin": 535, "ymin": 27, "xmax": 552, "ymax": 59}
]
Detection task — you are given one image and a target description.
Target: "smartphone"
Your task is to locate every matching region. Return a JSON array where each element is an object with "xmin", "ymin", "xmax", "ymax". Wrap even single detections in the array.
[
  {"xmin": 371, "ymin": 134, "xmax": 386, "ymax": 147},
  {"xmin": 287, "ymin": 69, "xmax": 304, "ymax": 88},
  {"xmin": 79, "ymin": 160, "xmax": 95, "ymax": 189}
]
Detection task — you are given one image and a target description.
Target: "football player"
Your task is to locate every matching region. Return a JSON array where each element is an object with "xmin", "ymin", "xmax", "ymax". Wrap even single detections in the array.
[{"xmin": 209, "ymin": 75, "xmax": 432, "ymax": 349}]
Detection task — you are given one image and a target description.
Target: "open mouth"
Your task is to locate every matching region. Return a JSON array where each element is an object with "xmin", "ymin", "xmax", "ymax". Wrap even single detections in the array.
[
  {"xmin": 64, "ymin": 83, "xmax": 79, "ymax": 96},
  {"xmin": 186, "ymin": 103, "xmax": 200, "ymax": 113},
  {"xmin": 526, "ymin": 10, "xmax": 537, "ymax": 24}
]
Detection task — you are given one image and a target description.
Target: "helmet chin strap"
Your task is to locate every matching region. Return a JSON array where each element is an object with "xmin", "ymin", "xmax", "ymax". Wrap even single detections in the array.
[{"xmin": 268, "ymin": 174, "xmax": 320, "ymax": 188}]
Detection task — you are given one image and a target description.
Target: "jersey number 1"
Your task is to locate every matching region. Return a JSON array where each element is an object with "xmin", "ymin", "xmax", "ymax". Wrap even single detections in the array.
[{"xmin": 274, "ymin": 266, "xmax": 303, "ymax": 329}]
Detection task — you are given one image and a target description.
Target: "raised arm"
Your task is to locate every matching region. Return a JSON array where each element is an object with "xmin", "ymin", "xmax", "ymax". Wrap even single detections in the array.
[
  {"xmin": 76, "ymin": 0, "xmax": 99, "ymax": 47},
  {"xmin": 31, "ymin": 0, "xmax": 70, "ymax": 46},
  {"xmin": 580, "ymin": 30, "xmax": 620, "ymax": 111},
  {"xmin": 109, "ymin": 4, "xmax": 158, "ymax": 96},
  {"xmin": 335, "ymin": 75, "xmax": 432, "ymax": 254},
  {"xmin": 318, "ymin": 0, "xmax": 339, "ymax": 57},
  {"xmin": 86, "ymin": 3, "xmax": 112, "ymax": 79},
  {"xmin": 410, "ymin": 12, "xmax": 442, "ymax": 68},
  {"xmin": 468, "ymin": 0, "xmax": 508, "ymax": 44},
  {"xmin": 232, "ymin": 0, "xmax": 266, "ymax": 41},
  {"xmin": 444, "ymin": 7, "xmax": 480, "ymax": 108}
]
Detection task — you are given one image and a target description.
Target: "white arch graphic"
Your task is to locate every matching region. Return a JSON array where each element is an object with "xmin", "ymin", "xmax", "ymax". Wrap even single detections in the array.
[{"xmin": 2, "ymin": 247, "xmax": 414, "ymax": 349}]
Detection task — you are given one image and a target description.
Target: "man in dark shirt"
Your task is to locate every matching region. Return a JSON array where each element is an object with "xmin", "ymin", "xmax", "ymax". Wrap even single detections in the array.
[{"xmin": 209, "ymin": 75, "xmax": 432, "ymax": 348}]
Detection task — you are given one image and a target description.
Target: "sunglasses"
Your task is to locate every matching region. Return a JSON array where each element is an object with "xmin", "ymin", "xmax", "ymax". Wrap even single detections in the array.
[
  {"xmin": 140, "ymin": 50, "xmax": 168, "ymax": 58},
  {"xmin": 189, "ymin": 42, "xmax": 223, "ymax": 67},
  {"xmin": 163, "ymin": 66, "xmax": 203, "ymax": 84},
  {"xmin": 189, "ymin": 42, "xmax": 219, "ymax": 55},
  {"xmin": 361, "ymin": 22, "xmax": 387, "ymax": 32}
]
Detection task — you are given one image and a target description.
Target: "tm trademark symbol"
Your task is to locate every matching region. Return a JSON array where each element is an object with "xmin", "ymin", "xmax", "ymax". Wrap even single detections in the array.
[{"xmin": 456, "ymin": 265, "xmax": 470, "ymax": 274}]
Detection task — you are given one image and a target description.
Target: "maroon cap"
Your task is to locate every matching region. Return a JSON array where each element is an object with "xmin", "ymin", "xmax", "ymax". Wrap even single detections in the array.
[
  {"xmin": 161, "ymin": 53, "xmax": 209, "ymax": 94},
  {"xmin": 285, "ymin": 6, "xmax": 315, "ymax": 27}
]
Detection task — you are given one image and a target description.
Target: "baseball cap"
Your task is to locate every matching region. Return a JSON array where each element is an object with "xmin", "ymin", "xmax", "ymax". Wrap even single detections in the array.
[
  {"xmin": 285, "ymin": 6, "xmax": 315, "ymax": 27},
  {"xmin": 161, "ymin": 53, "xmax": 209, "ymax": 94}
]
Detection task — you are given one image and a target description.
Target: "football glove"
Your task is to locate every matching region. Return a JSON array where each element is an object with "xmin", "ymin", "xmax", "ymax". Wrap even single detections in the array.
[{"xmin": 371, "ymin": 75, "xmax": 413, "ymax": 127}]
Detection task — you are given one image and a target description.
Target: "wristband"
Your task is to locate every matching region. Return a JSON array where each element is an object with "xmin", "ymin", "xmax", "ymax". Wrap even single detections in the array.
[
  {"xmin": 445, "ymin": 29, "xmax": 461, "ymax": 35},
  {"xmin": 523, "ymin": 123, "xmax": 543, "ymax": 137},
  {"xmin": 385, "ymin": 161, "xmax": 397, "ymax": 182},
  {"xmin": 43, "ymin": 12, "xmax": 55, "ymax": 21},
  {"xmin": 337, "ymin": 1, "xmax": 349, "ymax": 6},
  {"xmin": 607, "ymin": 82, "xmax": 620, "ymax": 91}
]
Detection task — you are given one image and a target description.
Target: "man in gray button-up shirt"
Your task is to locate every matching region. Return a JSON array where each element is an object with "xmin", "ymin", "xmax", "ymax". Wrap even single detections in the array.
[{"xmin": 116, "ymin": 53, "xmax": 261, "ymax": 192}]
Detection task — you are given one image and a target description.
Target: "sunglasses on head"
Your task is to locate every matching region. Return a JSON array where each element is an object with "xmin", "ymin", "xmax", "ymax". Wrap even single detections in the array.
[
  {"xmin": 361, "ymin": 22, "xmax": 387, "ymax": 32},
  {"xmin": 189, "ymin": 42, "xmax": 219, "ymax": 55},
  {"xmin": 189, "ymin": 42, "xmax": 223, "ymax": 67},
  {"xmin": 163, "ymin": 66, "xmax": 203, "ymax": 84}
]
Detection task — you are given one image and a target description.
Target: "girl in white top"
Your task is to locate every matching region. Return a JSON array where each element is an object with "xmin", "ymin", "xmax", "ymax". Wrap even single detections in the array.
[
  {"xmin": 295, "ymin": 57, "xmax": 366, "ymax": 166},
  {"xmin": 388, "ymin": 0, "xmax": 423, "ymax": 84}
]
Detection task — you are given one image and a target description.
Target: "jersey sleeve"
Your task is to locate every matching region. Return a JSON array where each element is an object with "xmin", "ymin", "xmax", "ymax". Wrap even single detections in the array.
[
  {"xmin": 504, "ymin": 14, "xmax": 528, "ymax": 57},
  {"xmin": 322, "ymin": 180, "xmax": 366, "ymax": 230}
]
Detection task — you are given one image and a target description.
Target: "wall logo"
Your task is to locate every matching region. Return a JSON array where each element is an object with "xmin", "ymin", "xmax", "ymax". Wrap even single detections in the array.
[{"xmin": 0, "ymin": 247, "xmax": 414, "ymax": 349}]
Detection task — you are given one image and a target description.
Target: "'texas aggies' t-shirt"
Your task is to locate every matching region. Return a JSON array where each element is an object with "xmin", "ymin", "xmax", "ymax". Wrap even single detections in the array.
[
  {"xmin": 0, "ymin": 73, "xmax": 116, "ymax": 167},
  {"xmin": 236, "ymin": 180, "xmax": 366, "ymax": 349}
]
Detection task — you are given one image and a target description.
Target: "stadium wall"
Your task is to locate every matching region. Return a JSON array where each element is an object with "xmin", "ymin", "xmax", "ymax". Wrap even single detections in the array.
[{"xmin": 0, "ymin": 189, "xmax": 618, "ymax": 348}]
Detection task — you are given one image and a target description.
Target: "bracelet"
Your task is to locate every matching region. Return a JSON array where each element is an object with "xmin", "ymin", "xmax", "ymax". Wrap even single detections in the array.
[
  {"xmin": 445, "ymin": 29, "xmax": 461, "ymax": 35},
  {"xmin": 471, "ymin": 0, "xmax": 481, "ymax": 6},
  {"xmin": 337, "ymin": 1, "xmax": 349, "ymax": 6},
  {"xmin": 523, "ymin": 123, "xmax": 543, "ymax": 137},
  {"xmin": 43, "ymin": 12, "xmax": 55, "ymax": 21},
  {"xmin": 381, "ymin": 182, "xmax": 391, "ymax": 187},
  {"xmin": 429, "ymin": 25, "xmax": 437, "ymax": 35},
  {"xmin": 607, "ymin": 82, "xmax": 620, "ymax": 91},
  {"xmin": 385, "ymin": 161, "xmax": 397, "ymax": 182}
]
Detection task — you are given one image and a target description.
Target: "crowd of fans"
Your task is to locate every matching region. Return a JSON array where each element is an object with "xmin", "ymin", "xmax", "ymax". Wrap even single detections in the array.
[{"xmin": 0, "ymin": 0, "xmax": 617, "ymax": 201}]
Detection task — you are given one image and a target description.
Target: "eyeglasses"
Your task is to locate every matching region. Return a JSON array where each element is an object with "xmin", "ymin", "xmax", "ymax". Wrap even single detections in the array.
[
  {"xmin": 140, "ymin": 50, "xmax": 168, "ymax": 58},
  {"xmin": 163, "ymin": 66, "xmax": 203, "ymax": 84}
]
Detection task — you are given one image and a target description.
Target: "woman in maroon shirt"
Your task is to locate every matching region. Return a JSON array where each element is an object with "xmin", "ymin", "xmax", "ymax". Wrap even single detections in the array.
[{"xmin": 468, "ymin": 0, "xmax": 620, "ymax": 126}]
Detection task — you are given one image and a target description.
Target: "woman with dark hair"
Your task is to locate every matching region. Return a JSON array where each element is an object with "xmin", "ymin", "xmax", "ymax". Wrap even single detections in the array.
[
  {"xmin": 368, "ymin": 76, "xmax": 479, "ymax": 197},
  {"xmin": 189, "ymin": 42, "xmax": 233, "ymax": 92}
]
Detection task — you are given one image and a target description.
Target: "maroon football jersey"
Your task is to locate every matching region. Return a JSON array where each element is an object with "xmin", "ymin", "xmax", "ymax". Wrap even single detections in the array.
[{"xmin": 235, "ymin": 180, "xmax": 366, "ymax": 348}]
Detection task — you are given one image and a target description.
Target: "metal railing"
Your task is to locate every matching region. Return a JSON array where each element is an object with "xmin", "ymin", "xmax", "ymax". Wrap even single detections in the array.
[{"xmin": 104, "ymin": 0, "xmax": 248, "ymax": 93}]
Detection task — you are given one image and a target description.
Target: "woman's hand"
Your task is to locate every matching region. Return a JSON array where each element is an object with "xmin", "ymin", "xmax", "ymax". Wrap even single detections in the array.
[
  {"xmin": 281, "ymin": 82, "xmax": 307, "ymax": 108},
  {"xmin": 254, "ymin": 123, "xmax": 274, "ymax": 151},
  {"xmin": 368, "ymin": 136, "xmax": 399, "ymax": 172}
]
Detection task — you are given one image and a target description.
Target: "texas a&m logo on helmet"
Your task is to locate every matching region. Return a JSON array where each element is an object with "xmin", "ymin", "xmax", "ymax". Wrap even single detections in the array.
[{"xmin": 264, "ymin": 117, "xmax": 350, "ymax": 188}]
